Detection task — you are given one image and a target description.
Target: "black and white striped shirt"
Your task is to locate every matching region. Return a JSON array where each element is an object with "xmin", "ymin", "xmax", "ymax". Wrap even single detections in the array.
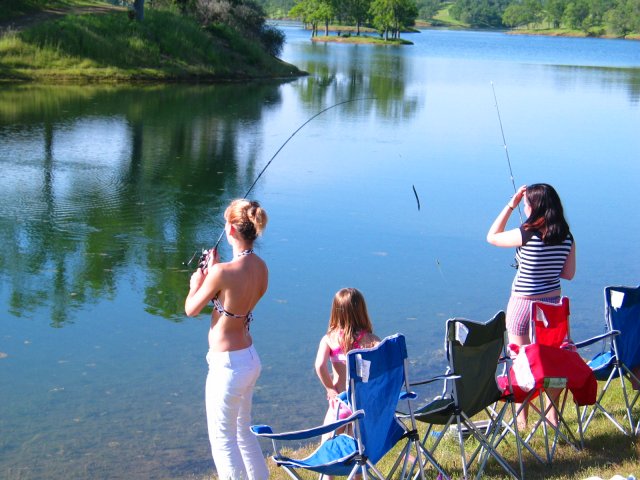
[{"xmin": 512, "ymin": 227, "xmax": 574, "ymax": 296}]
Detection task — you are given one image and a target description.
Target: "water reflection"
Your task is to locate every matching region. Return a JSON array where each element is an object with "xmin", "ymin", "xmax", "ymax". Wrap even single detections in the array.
[
  {"xmin": 549, "ymin": 65, "xmax": 640, "ymax": 104},
  {"xmin": 0, "ymin": 53, "xmax": 425, "ymax": 326},
  {"xmin": 0, "ymin": 83, "xmax": 286, "ymax": 325},
  {"xmin": 292, "ymin": 42, "xmax": 421, "ymax": 120}
]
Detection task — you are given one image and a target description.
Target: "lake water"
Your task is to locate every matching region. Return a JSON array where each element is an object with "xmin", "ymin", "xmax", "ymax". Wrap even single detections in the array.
[{"xmin": 1, "ymin": 25, "xmax": 639, "ymax": 479}]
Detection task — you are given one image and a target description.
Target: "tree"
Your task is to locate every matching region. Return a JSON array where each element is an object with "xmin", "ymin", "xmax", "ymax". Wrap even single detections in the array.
[
  {"xmin": 450, "ymin": 0, "xmax": 511, "ymax": 27},
  {"xmin": 503, "ymin": 2, "xmax": 528, "ymax": 25},
  {"xmin": 134, "ymin": 0, "xmax": 145, "ymax": 20},
  {"xmin": 289, "ymin": 0, "xmax": 317, "ymax": 33},
  {"xmin": 195, "ymin": 0, "xmax": 285, "ymax": 54},
  {"xmin": 289, "ymin": 0, "xmax": 335, "ymax": 36},
  {"xmin": 344, "ymin": 0, "xmax": 372, "ymax": 34},
  {"xmin": 261, "ymin": 24, "xmax": 286, "ymax": 56},
  {"xmin": 417, "ymin": 0, "xmax": 442, "ymax": 20},
  {"xmin": 544, "ymin": 0, "xmax": 568, "ymax": 27},
  {"xmin": 395, "ymin": 0, "xmax": 419, "ymax": 34},
  {"xmin": 503, "ymin": 0, "xmax": 544, "ymax": 26},
  {"xmin": 370, "ymin": 0, "xmax": 417, "ymax": 39},
  {"xmin": 195, "ymin": 0, "xmax": 265, "ymax": 32},
  {"xmin": 607, "ymin": 0, "xmax": 640, "ymax": 35},
  {"xmin": 317, "ymin": 0, "xmax": 337, "ymax": 35},
  {"xmin": 563, "ymin": 0, "xmax": 590, "ymax": 29},
  {"xmin": 587, "ymin": 0, "xmax": 614, "ymax": 26}
]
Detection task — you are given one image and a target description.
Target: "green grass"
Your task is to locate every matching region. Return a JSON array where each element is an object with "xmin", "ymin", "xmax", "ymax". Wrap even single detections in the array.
[
  {"xmin": 507, "ymin": 25, "xmax": 640, "ymax": 40},
  {"xmin": 247, "ymin": 379, "xmax": 639, "ymax": 480},
  {"xmin": 0, "ymin": 0, "xmax": 102, "ymax": 21},
  {"xmin": 0, "ymin": 3, "xmax": 302, "ymax": 82},
  {"xmin": 312, "ymin": 34, "xmax": 414, "ymax": 45},
  {"xmin": 430, "ymin": 2, "xmax": 469, "ymax": 28}
]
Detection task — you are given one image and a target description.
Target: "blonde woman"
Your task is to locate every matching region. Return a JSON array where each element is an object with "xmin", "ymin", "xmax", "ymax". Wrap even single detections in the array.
[{"xmin": 185, "ymin": 199, "xmax": 269, "ymax": 480}]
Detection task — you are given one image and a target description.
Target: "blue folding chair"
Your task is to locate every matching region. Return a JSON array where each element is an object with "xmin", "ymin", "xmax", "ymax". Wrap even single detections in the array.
[
  {"xmin": 251, "ymin": 334, "xmax": 438, "ymax": 479},
  {"xmin": 577, "ymin": 285, "xmax": 640, "ymax": 436}
]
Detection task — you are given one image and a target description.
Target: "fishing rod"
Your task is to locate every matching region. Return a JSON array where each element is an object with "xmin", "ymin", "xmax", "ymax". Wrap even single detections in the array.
[
  {"xmin": 490, "ymin": 82, "xmax": 523, "ymax": 223},
  {"xmin": 185, "ymin": 97, "xmax": 374, "ymax": 269}
]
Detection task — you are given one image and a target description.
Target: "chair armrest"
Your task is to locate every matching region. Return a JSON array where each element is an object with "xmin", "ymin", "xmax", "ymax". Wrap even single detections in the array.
[
  {"xmin": 574, "ymin": 330, "xmax": 620, "ymax": 349},
  {"xmin": 410, "ymin": 373, "xmax": 460, "ymax": 387},
  {"xmin": 251, "ymin": 409, "xmax": 364, "ymax": 441},
  {"xmin": 399, "ymin": 391, "xmax": 417, "ymax": 401}
]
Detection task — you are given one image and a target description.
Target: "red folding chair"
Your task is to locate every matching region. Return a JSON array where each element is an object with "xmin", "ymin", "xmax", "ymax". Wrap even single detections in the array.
[
  {"xmin": 503, "ymin": 297, "xmax": 596, "ymax": 464},
  {"xmin": 531, "ymin": 296, "xmax": 571, "ymax": 347}
]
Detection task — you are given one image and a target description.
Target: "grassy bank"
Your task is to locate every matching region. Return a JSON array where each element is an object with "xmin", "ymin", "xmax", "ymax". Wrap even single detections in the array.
[
  {"xmin": 507, "ymin": 26, "xmax": 640, "ymax": 40},
  {"xmin": 252, "ymin": 380, "xmax": 639, "ymax": 480},
  {"xmin": 0, "ymin": 0, "xmax": 101, "ymax": 21},
  {"xmin": 0, "ymin": 4, "xmax": 303, "ymax": 82}
]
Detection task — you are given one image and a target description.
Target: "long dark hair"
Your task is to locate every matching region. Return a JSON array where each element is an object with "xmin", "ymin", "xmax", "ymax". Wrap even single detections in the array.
[{"xmin": 523, "ymin": 183, "xmax": 570, "ymax": 245}]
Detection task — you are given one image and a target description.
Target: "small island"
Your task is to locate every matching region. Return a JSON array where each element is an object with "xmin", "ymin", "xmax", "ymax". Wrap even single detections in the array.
[
  {"xmin": 313, "ymin": 34, "xmax": 413, "ymax": 44},
  {"xmin": 311, "ymin": 27, "xmax": 415, "ymax": 45}
]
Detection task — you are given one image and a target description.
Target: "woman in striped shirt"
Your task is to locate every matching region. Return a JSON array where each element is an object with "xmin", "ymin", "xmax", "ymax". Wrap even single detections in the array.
[{"xmin": 487, "ymin": 183, "xmax": 576, "ymax": 427}]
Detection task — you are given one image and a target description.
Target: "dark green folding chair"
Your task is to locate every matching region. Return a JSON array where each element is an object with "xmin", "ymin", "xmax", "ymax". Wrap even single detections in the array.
[{"xmin": 407, "ymin": 311, "xmax": 523, "ymax": 480}]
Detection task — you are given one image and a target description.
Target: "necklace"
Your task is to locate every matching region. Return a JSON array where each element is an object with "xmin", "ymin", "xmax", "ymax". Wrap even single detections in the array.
[{"xmin": 236, "ymin": 249, "xmax": 254, "ymax": 258}]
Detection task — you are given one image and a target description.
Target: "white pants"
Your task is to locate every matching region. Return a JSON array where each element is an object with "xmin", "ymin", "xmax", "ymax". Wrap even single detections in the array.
[{"xmin": 205, "ymin": 345, "xmax": 268, "ymax": 480}]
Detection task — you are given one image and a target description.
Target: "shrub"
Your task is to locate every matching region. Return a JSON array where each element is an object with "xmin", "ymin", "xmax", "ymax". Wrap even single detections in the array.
[{"xmin": 260, "ymin": 23, "xmax": 285, "ymax": 56}]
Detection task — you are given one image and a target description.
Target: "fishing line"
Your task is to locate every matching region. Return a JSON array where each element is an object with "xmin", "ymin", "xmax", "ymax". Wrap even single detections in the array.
[
  {"xmin": 184, "ymin": 97, "xmax": 374, "ymax": 266},
  {"xmin": 212, "ymin": 96, "xmax": 374, "ymax": 249},
  {"xmin": 412, "ymin": 184, "xmax": 421, "ymax": 211},
  {"xmin": 491, "ymin": 82, "xmax": 522, "ymax": 223}
]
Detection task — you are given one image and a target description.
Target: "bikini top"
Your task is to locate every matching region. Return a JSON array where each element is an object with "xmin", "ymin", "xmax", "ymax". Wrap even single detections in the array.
[
  {"xmin": 210, "ymin": 248, "xmax": 255, "ymax": 329},
  {"xmin": 329, "ymin": 330, "xmax": 366, "ymax": 364},
  {"xmin": 212, "ymin": 297, "xmax": 254, "ymax": 329}
]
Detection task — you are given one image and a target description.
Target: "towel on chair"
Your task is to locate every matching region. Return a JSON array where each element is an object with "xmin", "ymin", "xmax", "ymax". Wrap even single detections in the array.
[{"xmin": 499, "ymin": 343, "xmax": 597, "ymax": 406}]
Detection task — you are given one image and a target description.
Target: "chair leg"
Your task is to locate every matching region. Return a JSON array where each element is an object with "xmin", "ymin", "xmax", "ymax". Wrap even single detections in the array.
[
  {"xmin": 582, "ymin": 369, "xmax": 631, "ymax": 435},
  {"xmin": 619, "ymin": 370, "xmax": 636, "ymax": 434},
  {"xmin": 544, "ymin": 389, "xmax": 581, "ymax": 458},
  {"xmin": 458, "ymin": 411, "xmax": 521, "ymax": 480},
  {"xmin": 575, "ymin": 402, "xmax": 584, "ymax": 449},
  {"xmin": 386, "ymin": 440, "xmax": 411, "ymax": 479},
  {"xmin": 455, "ymin": 416, "xmax": 468, "ymax": 479},
  {"xmin": 496, "ymin": 394, "xmax": 546, "ymax": 465},
  {"xmin": 511, "ymin": 400, "xmax": 525, "ymax": 479}
]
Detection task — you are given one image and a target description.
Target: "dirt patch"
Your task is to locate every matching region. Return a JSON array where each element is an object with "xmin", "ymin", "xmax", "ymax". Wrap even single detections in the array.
[{"xmin": 0, "ymin": 5, "xmax": 126, "ymax": 34}]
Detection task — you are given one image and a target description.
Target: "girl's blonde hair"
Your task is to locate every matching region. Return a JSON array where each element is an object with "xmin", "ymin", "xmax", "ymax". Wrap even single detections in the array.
[
  {"xmin": 328, "ymin": 288, "xmax": 374, "ymax": 354},
  {"xmin": 224, "ymin": 199, "xmax": 268, "ymax": 242}
]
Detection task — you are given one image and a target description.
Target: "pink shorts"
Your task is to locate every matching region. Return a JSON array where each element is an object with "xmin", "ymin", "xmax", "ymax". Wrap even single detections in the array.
[{"xmin": 506, "ymin": 295, "xmax": 560, "ymax": 336}]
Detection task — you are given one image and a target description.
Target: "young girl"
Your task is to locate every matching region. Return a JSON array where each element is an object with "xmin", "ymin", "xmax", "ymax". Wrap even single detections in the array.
[{"xmin": 315, "ymin": 288, "xmax": 380, "ymax": 433}]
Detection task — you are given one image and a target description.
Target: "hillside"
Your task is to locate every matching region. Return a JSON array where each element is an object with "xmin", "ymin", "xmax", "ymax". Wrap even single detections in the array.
[{"xmin": 0, "ymin": 1, "xmax": 305, "ymax": 82}]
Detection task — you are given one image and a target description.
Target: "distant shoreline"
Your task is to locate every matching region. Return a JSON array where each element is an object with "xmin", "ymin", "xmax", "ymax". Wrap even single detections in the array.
[
  {"xmin": 276, "ymin": 19, "xmax": 640, "ymax": 42},
  {"xmin": 506, "ymin": 29, "xmax": 640, "ymax": 41}
]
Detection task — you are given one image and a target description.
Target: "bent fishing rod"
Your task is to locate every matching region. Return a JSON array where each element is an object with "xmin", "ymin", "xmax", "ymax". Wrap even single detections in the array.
[
  {"xmin": 185, "ymin": 97, "xmax": 374, "ymax": 268},
  {"xmin": 491, "ymin": 82, "xmax": 523, "ymax": 223}
]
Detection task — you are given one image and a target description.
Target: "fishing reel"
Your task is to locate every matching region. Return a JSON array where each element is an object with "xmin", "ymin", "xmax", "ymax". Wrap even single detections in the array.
[
  {"xmin": 183, "ymin": 246, "xmax": 220, "ymax": 271},
  {"xmin": 198, "ymin": 249, "xmax": 212, "ymax": 271},
  {"xmin": 198, "ymin": 247, "xmax": 221, "ymax": 271}
]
